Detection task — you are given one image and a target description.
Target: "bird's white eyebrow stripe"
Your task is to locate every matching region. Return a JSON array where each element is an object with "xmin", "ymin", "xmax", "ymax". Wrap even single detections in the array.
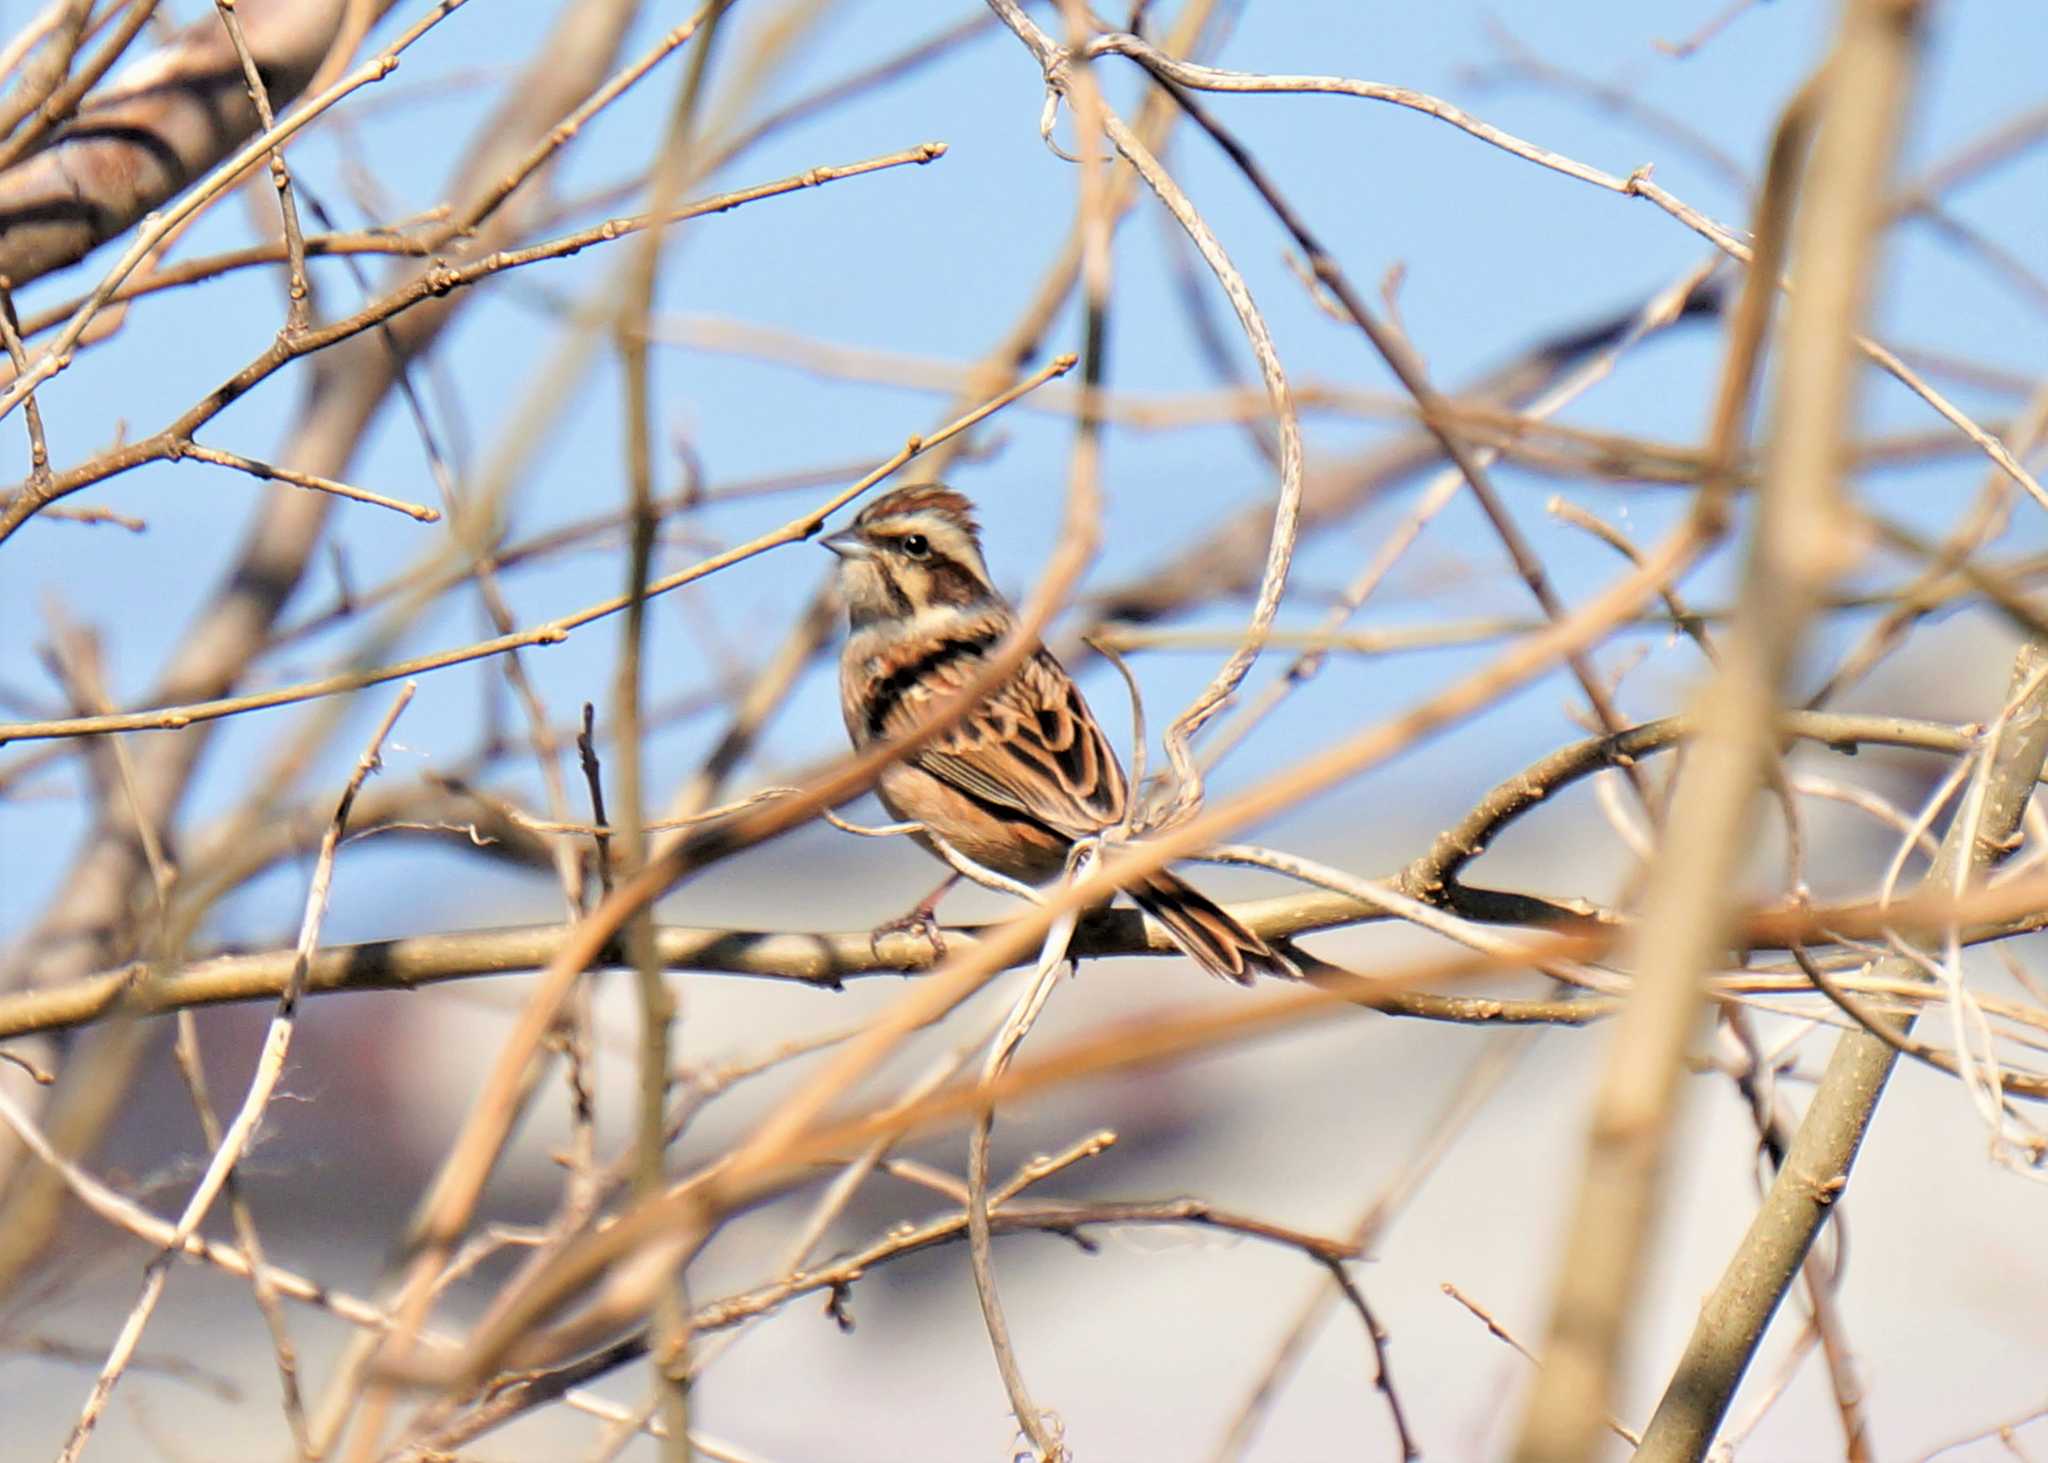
[
  {"xmin": 866, "ymin": 511, "xmax": 966, "ymax": 545},
  {"xmin": 864, "ymin": 514, "xmax": 989, "ymax": 582}
]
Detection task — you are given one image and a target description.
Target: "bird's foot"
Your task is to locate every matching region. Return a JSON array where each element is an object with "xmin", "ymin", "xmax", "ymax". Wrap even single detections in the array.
[
  {"xmin": 867, "ymin": 873, "xmax": 960, "ymax": 969},
  {"xmin": 870, "ymin": 908, "xmax": 947, "ymax": 967}
]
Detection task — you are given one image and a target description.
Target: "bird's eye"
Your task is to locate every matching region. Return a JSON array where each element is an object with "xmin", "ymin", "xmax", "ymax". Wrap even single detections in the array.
[{"xmin": 901, "ymin": 533, "xmax": 931, "ymax": 559}]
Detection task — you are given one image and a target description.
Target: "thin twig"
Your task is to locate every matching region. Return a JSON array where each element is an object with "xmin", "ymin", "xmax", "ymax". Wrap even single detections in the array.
[
  {"xmin": 0, "ymin": 141, "xmax": 955, "ymax": 543},
  {"xmin": 212, "ymin": 0, "xmax": 313, "ymax": 334},
  {"xmin": 984, "ymin": 0, "xmax": 1302, "ymax": 832},
  {"xmin": 0, "ymin": 0, "xmax": 457, "ymax": 427},
  {"xmin": 965, "ymin": 842, "xmax": 1088, "ymax": 1462},
  {"xmin": 577, "ymin": 704, "xmax": 614, "ymax": 900},
  {"xmin": 177, "ymin": 440, "xmax": 441, "ymax": 521},
  {"xmin": 55, "ymin": 683, "xmax": 414, "ymax": 1463},
  {"xmin": 1080, "ymin": 28, "xmax": 2047, "ymax": 508},
  {"xmin": 0, "ymin": 283, "xmax": 52, "ymax": 489},
  {"xmin": 1213, "ymin": 1034, "xmax": 1535, "ymax": 1461},
  {"xmin": 609, "ymin": 11, "xmax": 734, "ymax": 1455},
  {"xmin": 1639, "ymin": 641, "xmax": 2048, "ymax": 1457},
  {"xmin": 1130, "ymin": 60, "xmax": 1651, "ymax": 803},
  {"xmin": 0, "ymin": 349, "xmax": 1068, "ymax": 746},
  {"xmin": 460, "ymin": 6, "xmax": 713, "ymax": 235},
  {"xmin": 167, "ymin": 1011, "xmax": 312, "ymax": 1456},
  {"xmin": 1317, "ymin": 1259, "xmax": 1418, "ymax": 1460},
  {"xmin": 1443, "ymin": 1283, "xmax": 1641, "ymax": 1448}
]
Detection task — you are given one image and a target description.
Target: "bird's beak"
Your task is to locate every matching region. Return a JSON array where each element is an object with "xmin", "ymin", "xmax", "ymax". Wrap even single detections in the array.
[{"xmin": 820, "ymin": 528, "xmax": 870, "ymax": 560}]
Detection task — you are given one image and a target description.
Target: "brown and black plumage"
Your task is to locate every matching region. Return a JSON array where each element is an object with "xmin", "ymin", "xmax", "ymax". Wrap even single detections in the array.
[{"xmin": 823, "ymin": 485, "xmax": 1288, "ymax": 983}]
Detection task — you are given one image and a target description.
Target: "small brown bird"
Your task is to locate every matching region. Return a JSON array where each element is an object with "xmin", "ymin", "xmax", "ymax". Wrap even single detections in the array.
[{"xmin": 823, "ymin": 485, "xmax": 1288, "ymax": 983}]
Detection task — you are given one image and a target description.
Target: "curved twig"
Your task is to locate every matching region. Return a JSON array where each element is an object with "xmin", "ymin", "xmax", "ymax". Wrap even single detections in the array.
[{"xmin": 982, "ymin": 0, "xmax": 1302, "ymax": 833}]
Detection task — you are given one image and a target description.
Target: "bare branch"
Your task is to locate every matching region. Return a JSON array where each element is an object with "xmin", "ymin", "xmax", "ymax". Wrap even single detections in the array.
[{"xmin": 1639, "ymin": 638, "xmax": 2048, "ymax": 1458}]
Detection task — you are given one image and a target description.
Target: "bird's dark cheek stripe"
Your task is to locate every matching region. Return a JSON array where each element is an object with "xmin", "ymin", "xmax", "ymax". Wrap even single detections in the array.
[
  {"xmin": 877, "ymin": 562, "xmax": 916, "ymax": 619},
  {"xmin": 924, "ymin": 556, "xmax": 985, "ymax": 607},
  {"xmin": 862, "ymin": 630, "xmax": 1004, "ymax": 738},
  {"xmin": 850, "ymin": 563, "xmax": 919, "ymax": 630}
]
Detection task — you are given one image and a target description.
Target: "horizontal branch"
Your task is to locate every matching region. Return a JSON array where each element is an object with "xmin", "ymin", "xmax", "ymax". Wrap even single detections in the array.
[
  {"xmin": 23, "ymin": 888, "xmax": 2042, "ymax": 1058},
  {"xmin": 0, "ymin": 709, "xmax": 2005, "ymax": 1045},
  {"xmin": 0, "ymin": 901, "xmax": 1597, "ymax": 1043}
]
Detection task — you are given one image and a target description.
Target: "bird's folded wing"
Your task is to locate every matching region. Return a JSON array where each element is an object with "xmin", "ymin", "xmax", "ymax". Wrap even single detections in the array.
[{"xmin": 880, "ymin": 649, "xmax": 1128, "ymax": 840}]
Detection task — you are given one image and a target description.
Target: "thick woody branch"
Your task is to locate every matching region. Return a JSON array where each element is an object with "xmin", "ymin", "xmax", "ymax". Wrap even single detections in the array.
[
  {"xmin": 1637, "ymin": 638, "xmax": 2048, "ymax": 1458},
  {"xmin": 0, "ymin": 0, "xmax": 390, "ymax": 288}
]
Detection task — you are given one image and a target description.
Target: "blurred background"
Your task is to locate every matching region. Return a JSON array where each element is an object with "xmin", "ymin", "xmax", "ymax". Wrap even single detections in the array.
[{"xmin": 2, "ymin": 0, "xmax": 2045, "ymax": 1458}]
